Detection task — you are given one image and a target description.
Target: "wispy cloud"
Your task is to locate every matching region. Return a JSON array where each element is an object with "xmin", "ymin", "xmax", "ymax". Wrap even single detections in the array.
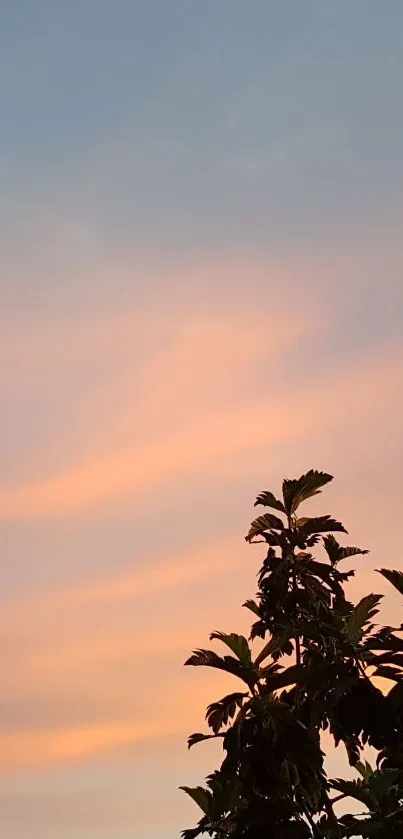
[
  {"xmin": 0, "ymin": 720, "xmax": 187, "ymax": 771},
  {"xmin": 0, "ymin": 534, "xmax": 249, "ymax": 770},
  {"xmin": 0, "ymin": 338, "xmax": 401, "ymax": 519},
  {"xmin": 1, "ymin": 536, "xmax": 243, "ymax": 619},
  {"xmin": 0, "ymin": 297, "xmax": 311, "ymax": 515}
]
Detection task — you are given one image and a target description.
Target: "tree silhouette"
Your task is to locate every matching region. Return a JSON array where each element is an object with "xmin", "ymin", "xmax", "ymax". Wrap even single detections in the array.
[{"xmin": 180, "ymin": 470, "xmax": 403, "ymax": 838}]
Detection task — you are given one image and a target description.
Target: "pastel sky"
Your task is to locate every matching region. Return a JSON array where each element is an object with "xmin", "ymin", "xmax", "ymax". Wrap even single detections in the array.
[{"xmin": 1, "ymin": 2, "xmax": 403, "ymax": 837}]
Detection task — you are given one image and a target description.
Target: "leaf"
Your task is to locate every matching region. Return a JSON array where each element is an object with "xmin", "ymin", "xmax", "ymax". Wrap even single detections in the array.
[
  {"xmin": 323, "ymin": 534, "xmax": 369, "ymax": 564},
  {"xmin": 187, "ymin": 732, "xmax": 218, "ymax": 749},
  {"xmin": 355, "ymin": 760, "xmax": 374, "ymax": 780},
  {"xmin": 297, "ymin": 556, "xmax": 333, "ymax": 579},
  {"xmin": 330, "ymin": 778, "xmax": 374, "ymax": 808},
  {"xmin": 185, "ymin": 649, "xmax": 222, "ymax": 667},
  {"xmin": 254, "ymin": 633, "xmax": 292, "ymax": 667},
  {"xmin": 386, "ymin": 680, "xmax": 403, "ymax": 713},
  {"xmin": 210, "ymin": 631, "xmax": 251, "ymax": 664},
  {"xmin": 282, "ymin": 470, "xmax": 333, "ymax": 516},
  {"xmin": 372, "ymin": 665, "xmax": 403, "ymax": 682},
  {"xmin": 343, "ymin": 594, "xmax": 383, "ymax": 645},
  {"xmin": 246, "ymin": 513, "xmax": 284, "ymax": 542},
  {"xmin": 296, "ymin": 516, "xmax": 347, "ymax": 538},
  {"xmin": 243, "ymin": 598, "xmax": 260, "ymax": 617},
  {"xmin": 181, "ymin": 829, "xmax": 203, "ymax": 839},
  {"xmin": 278, "ymin": 824, "xmax": 313, "ymax": 839},
  {"xmin": 206, "ymin": 692, "xmax": 247, "ymax": 733},
  {"xmin": 254, "ymin": 490, "xmax": 286, "ymax": 513},
  {"xmin": 368, "ymin": 768, "xmax": 401, "ymax": 797},
  {"xmin": 179, "ymin": 786, "xmax": 211, "ymax": 815},
  {"xmin": 262, "ymin": 663, "xmax": 303, "ymax": 691},
  {"xmin": 368, "ymin": 627, "xmax": 403, "ymax": 653},
  {"xmin": 261, "ymin": 530, "xmax": 285, "ymax": 547},
  {"xmin": 377, "ymin": 568, "xmax": 403, "ymax": 596},
  {"xmin": 184, "ymin": 649, "xmax": 256, "ymax": 687},
  {"xmin": 371, "ymin": 651, "xmax": 403, "ymax": 667},
  {"xmin": 339, "ymin": 545, "xmax": 369, "ymax": 560}
]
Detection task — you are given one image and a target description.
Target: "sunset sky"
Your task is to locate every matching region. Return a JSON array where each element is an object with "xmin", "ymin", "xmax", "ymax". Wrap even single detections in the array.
[{"xmin": 1, "ymin": 2, "xmax": 403, "ymax": 837}]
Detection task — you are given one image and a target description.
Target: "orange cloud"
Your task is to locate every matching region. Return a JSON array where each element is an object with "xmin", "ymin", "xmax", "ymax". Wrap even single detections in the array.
[
  {"xmin": 0, "ymin": 720, "xmax": 186, "ymax": 771},
  {"xmin": 0, "ymin": 663, "xmax": 233, "ymax": 771},
  {"xmin": 0, "ymin": 340, "xmax": 401, "ymax": 519},
  {"xmin": 0, "ymin": 532, "xmax": 256, "ymax": 772},
  {"xmin": 0, "ymin": 401, "xmax": 300, "ymax": 517},
  {"xmin": 0, "ymin": 534, "xmax": 253, "ymax": 710},
  {"xmin": 1, "ymin": 535, "xmax": 244, "ymax": 622},
  {"xmin": 2, "ymin": 534, "xmax": 401, "ymax": 773},
  {"xmin": 0, "ymin": 296, "xmax": 313, "ymax": 514}
]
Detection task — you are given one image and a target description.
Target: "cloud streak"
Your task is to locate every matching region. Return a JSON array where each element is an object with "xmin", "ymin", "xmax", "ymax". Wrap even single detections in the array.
[{"xmin": 0, "ymin": 339, "xmax": 401, "ymax": 519}]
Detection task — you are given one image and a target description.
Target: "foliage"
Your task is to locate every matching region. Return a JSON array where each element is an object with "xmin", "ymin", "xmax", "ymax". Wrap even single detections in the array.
[{"xmin": 180, "ymin": 470, "xmax": 403, "ymax": 837}]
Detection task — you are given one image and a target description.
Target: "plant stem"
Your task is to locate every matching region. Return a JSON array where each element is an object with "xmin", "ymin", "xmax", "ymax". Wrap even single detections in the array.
[
  {"xmin": 300, "ymin": 805, "xmax": 322, "ymax": 839},
  {"xmin": 288, "ymin": 515, "xmax": 302, "ymax": 669},
  {"xmin": 324, "ymin": 793, "xmax": 342, "ymax": 838},
  {"xmin": 292, "ymin": 568, "xmax": 301, "ymax": 667}
]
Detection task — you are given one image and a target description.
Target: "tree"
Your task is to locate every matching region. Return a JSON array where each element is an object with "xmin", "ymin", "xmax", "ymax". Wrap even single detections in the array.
[{"xmin": 180, "ymin": 470, "xmax": 403, "ymax": 838}]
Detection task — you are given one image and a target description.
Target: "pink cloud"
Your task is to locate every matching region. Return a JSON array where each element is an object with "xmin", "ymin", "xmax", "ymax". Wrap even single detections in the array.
[{"xmin": 0, "ymin": 339, "xmax": 400, "ymax": 519}]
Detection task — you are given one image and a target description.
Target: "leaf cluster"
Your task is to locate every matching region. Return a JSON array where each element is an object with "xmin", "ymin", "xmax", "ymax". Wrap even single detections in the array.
[{"xmin": 180, "ymin": 470, "xmax": 403, "ymax": 838}]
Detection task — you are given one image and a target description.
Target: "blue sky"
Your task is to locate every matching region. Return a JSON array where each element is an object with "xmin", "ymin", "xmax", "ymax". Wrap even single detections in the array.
[
  {"xmin": 1, "ymin": 3, "xmax": 403, "ymax": 838},
  {"xmin": 2, "ymin": 1, "xmax": 403, "ymax": 245}
]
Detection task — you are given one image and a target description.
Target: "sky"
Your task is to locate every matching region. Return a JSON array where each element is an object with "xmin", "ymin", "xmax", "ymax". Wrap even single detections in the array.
[{"xmin": 1, "ymin": 1, "xmax": 403, "ymax": 837}]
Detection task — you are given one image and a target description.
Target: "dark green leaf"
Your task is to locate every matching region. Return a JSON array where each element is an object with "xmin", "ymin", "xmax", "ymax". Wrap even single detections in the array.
[
  {"xmin": 246, "ymin": 513, "xmax": 284, "ymax": 542},
  {"xmin": 254, "ymin": 633, "xmax": 292, "ymax": 667},
  {"xmin": 330, "ymin": 778, "xmax": 374, "ymax": 808},
  {"xmin": 185, "ymin": 649, "xmax": 257, "ymax": 687},
  {"xmin": 262, "ymin": 663, "xmax": 303, "ymax": 691},
  {"xmin": 343, "ymin": 594, "xmax": 383, "ymax": 644},
  {"xmin": 368, "ymin": 768, "xmax": 401, "ymax": 797},
  {"xmin": 323, "ymin": 534, "xmax": 369, "ymax": 564},
  {"xmin": 339, "ymin": 545, "xmax": 369, "ymax": 560},
  {"xmin": 187, "ymin": 732, "xmax": 219, "ymax": 749},
  {"xmin": 243, "ymin": 599, "xmax": 260, "ymax": 617},
  {"xmin": 282, "ymin": 469, "xmax": 333, "ymax": 516},
  {"xmin": 254, "ymin": 490, "xmax": 286, "ymax": 513},
  {"xmin": 179, "ymin": 786, "xmax": 211, "ymax": 815},
  {"xmin": 377, "ymin": 568, "xmax": 403, "ymax": 596},
  {"xmin": 181, "ymin": 828, "xmax": 203, "ymax": 839},
  {"xmin": 372, "ymin": 665, "xmax": 403, "ymax": 681},
  {"xmin": 355, "ymin": 760, "xmax": 374, "ymax": 780},
  {"xmin": 296, "ymin": 516, "xmax": 347, "ymax": 538},
  {"xmin": 371, "ymin": 652, "xmax": 403, "ymax": 667},
  {"xmin": 206, "ymin": 692, "xmax": 247, "ymax": 733},
  {"xmin": 210, "ymin": 632, "xmax": 251, "ymax": 664}
]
